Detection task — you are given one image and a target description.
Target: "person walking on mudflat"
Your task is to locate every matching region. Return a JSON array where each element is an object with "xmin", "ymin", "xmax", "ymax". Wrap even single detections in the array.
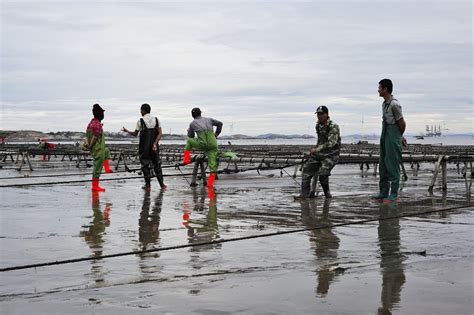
[
  {"xmin": 182, "ymin": 108, "xmax": 223, "ymax": 188},
  {"xmin": 295, "ymin": 105, "xmax": 341, "ymax": 200},
  {"xmin": 371, "ymin": 79, "xmax": 407, "ymax": 203},
  {"xmin": 121, "ymin": 103, "xmax": 167, "ymax": 191},
  {"xmin": 85, "ymin": 104, "xmax": 113, "ymax": 192}
]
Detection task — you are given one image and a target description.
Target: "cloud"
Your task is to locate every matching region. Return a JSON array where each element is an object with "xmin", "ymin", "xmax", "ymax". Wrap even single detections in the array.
[{"xmin": 1, "ymin": 1, "xmax": 472, "ymax": 135}]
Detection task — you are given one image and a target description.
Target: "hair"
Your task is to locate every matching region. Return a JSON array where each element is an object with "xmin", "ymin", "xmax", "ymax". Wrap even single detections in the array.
[
  {"xmin": 141, "ymin": 103, "xmax": 151, "ymax": 114},
  {"xmin": 92, "ymin": 104, "xmax": 104, "ymax": 121},
  {"xmin": 379, "ymin": 79, "xmax": 393, "ymax": 94},
  {"xmin": 191, "ymin": 107, "xmax": 201, "ymax": 118}
]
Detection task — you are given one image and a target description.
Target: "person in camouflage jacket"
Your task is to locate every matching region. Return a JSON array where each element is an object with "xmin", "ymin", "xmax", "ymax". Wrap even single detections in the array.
[{"xmin": 296, "ymin": 105, "xmax": 341, "ymax": 199}]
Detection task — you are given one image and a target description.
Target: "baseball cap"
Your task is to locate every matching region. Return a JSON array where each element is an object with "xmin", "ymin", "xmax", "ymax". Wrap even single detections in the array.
[{"xmin": 315, "ymin": 105, "xmax": 328, "ymax": 114}]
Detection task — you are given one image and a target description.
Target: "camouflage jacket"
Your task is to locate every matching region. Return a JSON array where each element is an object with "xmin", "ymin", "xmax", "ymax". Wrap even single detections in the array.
[{"xmin": 314, "ymin": 119, "xmax": 341, "ymax": 158}]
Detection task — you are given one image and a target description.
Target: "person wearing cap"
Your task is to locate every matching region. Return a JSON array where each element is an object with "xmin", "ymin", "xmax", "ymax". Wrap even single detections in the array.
[
  {"xmin": 295, "ymin": 105, "xmax": 341, "ymax": 200},
  {"xmin": 85, "ymin": 104, "xmax": 113, "ymax": 192},
  {"xmin": 121, "ymin": 103, "xmax": 167, "ymax": 190},
  {"xmin": 371, "ymin": 79, "xmax": 407, "ymax": 202},
  {"xmin": 182, "ymin": 108, "xmax": 223, "ymax": 188}
]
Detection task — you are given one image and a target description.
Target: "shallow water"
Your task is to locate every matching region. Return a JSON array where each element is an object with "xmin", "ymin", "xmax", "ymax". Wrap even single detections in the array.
[{"xmin": 0, "ymin": 164, "xmax": 472, "ymax": 314}]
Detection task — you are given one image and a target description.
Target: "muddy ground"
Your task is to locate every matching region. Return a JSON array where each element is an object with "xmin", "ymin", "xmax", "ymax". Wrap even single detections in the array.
[{"xmin": 0, "ymin": 163, "xmax": 472, "ymax": 314}]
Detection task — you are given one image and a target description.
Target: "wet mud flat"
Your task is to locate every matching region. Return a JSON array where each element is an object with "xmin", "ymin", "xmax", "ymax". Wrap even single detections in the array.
[{"xmin": 0, "ymin": 163, "xmax": 473, "ymax": 314}]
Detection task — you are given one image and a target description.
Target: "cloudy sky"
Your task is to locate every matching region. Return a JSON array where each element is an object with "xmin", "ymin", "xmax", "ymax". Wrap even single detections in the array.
[{"xmin": 1, "ymin": 0, "xmax": 472, "ymax": 136}]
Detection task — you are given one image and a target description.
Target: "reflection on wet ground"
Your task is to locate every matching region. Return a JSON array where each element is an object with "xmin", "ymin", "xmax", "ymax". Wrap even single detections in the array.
[{"xmin": 0, "ymin": 164, "xmax": 472, "ymax": 314}]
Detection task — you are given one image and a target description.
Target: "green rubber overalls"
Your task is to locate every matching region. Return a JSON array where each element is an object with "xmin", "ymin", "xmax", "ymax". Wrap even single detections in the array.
[
  {"xmin": 379, "ymin": 119, "xmax": 402, "ymax": 197},
  {"xmin": 185, "ymin": 130, "xmax": 218, "ymax": 173},
  {"xmin": 87, "ymin": 129, "xmax": 111, "ymax": 178}
]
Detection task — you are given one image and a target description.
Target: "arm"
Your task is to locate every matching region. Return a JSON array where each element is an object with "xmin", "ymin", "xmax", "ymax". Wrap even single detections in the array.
[
  {"xmin": 187, "ymin": 123, "xmax": 195, "ymax": 138},
  {"xmin": 212, "ymin": 118, "xmax": 223, "ymax": 137},
  {"xmin": 397, "ymin": 117, "xmax": 406, "ymax": 135},
  {"xmin": 88, "ymin": 135, "xmax": 98, "ymax": 150},
  {"xmin": 397, "ymin": 117, "xmax": 407, "ymax": 147},
  {"xmin": 121, "ymin": 127, "xmax": 139, "ymax": 137},
  {"xmin": 152, "ymin": 127, "xmax": 163, "ymax": 151}
]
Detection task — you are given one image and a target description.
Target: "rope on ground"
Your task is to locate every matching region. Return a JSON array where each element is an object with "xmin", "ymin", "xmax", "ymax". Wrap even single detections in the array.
[
  {"xmin": 281, "ymin": 167, "xmax": 302, "ymax": 186},
  {"xmin": 1, "ymin": 204, "xmax": 471, "ymax": 272},
  {"xmin": 0, "ymin": 173, "xmax": 196, "ymax": 188},
  {"xmin": 0, "ymin": 163, "xmax": 301, "ymax": 188}
]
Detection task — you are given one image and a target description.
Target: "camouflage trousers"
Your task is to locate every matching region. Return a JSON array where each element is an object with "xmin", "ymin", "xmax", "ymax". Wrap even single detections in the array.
[{"xmin": 300, "ymin": 155, "xmax": 338, "ymax": 197}]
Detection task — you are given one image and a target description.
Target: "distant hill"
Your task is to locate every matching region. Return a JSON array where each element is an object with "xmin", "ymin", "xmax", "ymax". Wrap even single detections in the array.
[
  {"xmin": 256, "ymin": 133, "xmax": 315, "ymax": 139},
  {"xmin": 0, "ymin": 130, "xmax": 315, "ymax": 142}
]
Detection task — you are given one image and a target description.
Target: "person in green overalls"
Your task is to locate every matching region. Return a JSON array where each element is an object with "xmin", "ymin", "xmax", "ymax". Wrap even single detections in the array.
[
  {"xmin": 371, "ymin": 79, "xmax": 407, "ymax": 202},
  {"xmin": 182, "ymin": 108, "xmax": 223, "ymax": 188},
  {"xmin": 85, "ymin": 104, "xmax": 113, "ymax": 192}
]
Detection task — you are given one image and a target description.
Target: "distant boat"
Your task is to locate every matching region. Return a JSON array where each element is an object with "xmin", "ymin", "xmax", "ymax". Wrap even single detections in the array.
[
  {"xmin": 424, "ymin": 125, "xmax": 442, "ymax": 137},
  {"xmin": 415, "ymin": 135, "xmax": 425, "ymax": 140}
]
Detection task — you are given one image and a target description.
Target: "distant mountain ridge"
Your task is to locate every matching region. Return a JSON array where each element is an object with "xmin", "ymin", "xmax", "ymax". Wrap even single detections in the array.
[
  {"xmin": 0, "ymin": 130, "xmax": 315, "ymax": 141},
  {"xmin": 2, "ymin": 130, "xmax": 472, "ymax": 142}
]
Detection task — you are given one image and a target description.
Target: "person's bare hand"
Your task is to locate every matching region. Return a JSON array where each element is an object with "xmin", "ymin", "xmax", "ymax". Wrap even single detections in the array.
[{"xmin": 402, "ymin": 137, "xmax": 408, "ymax": 147}]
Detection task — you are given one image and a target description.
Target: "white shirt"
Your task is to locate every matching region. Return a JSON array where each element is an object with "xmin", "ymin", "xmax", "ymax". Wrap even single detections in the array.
[{"xmin": 135, "ymin": 113, "xmax": 161, "ymax": 131}]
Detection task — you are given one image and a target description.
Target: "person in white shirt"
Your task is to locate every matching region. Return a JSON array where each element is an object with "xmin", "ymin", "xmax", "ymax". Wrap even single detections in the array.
[{"xmin": 122, "ymin": 103, "xmax": 167, "ymax": 190}]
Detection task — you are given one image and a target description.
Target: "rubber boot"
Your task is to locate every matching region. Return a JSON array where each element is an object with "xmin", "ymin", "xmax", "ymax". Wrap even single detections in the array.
[
  {"xmin": 207, "ymin": 173, "xmax": 216, "ymax": 188},
  {"xmin": 183, "ymin": 150, "xmax": 191, "ymax": 165},
  {"xmin": 321, "ymin": 184, "xmax": 332, "ymax": 198},
  {"xmin": 319, "ymin": 175, "xmax": 332, "ymax": 198},
  {"xmin": 92, "ymin": 177, "xmax": 106, "ymax": 192},
  {"xmin": 103, "ymin": 159, "xmax": 113, "ymax": 173},
  {"xmin": 383, "ymin": 193, "xmax": 400, "ymax": 203}
]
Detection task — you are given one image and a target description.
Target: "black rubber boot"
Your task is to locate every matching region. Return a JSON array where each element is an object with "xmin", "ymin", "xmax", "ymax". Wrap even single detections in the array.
[{"xmin": 319, "ymin": 175, "xmax": 332, "ymax": 198}]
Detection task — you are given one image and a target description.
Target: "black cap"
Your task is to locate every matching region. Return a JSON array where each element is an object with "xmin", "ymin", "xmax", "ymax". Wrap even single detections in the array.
[
  {"xmin": 93, "ymin": 104, "xmax": 105, "ymax": 112},
  {"xmin": 315, "ymin": 105, "xmax": 328, "ymax": 114}
]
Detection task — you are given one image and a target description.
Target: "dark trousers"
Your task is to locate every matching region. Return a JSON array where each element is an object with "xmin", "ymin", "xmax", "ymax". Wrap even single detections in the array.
[{"xmin": 140, "ymin": 146, "xmax": 165, "ymax": 187}]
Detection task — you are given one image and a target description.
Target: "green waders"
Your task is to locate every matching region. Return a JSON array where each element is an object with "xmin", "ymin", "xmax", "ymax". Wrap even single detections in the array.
[
  {"xmin": 379, "ymin": 123, "xmax": 402, "ymax": 197},
  {"xmin": 87, "ymin": 131, "xmax": 111, "ymax": 179},
  {"xmin": 184, "ymin": 130, "xmax": 218, "ymax": 173}
]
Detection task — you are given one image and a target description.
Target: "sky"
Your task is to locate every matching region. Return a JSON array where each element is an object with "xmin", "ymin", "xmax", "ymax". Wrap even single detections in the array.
[{"xmin": 1, "ymin": 0, "xmax": 472, "ymax": 136}]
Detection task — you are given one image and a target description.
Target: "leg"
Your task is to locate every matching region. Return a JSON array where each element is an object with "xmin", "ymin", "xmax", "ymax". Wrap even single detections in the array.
[
  {"xmin": 103, "ymin": 148, "xmax": 113, "ymax": 173},
  {"xmin": 151, "ymin": 146, "xmax": 166, "ymax": 188},
  {"xmin": 92, "ymin": 154, "xmax": 104, "ymax": 179},
  {"xmin": 318, "ymin": 158, "xmax": 337, "ymax": 198},
  {"xmin": 384, "ymin": 131, "xmax": 402, "ymax": 198},
  {"xmin": 300, "ymin": 158, "xmax": 321, "ymax": 197},
  {"xmin": 382, "ymin": 125, "xmax": 402, "ymax": 201},
  {"xmin": 140, "ymin": 157, "xmax": 151, "ymax": 188},
  {"xmin": 374, "ymin": 151, "xmax": 390, "ymax": 199},
  {"xmin": 206, "ymin": 148, "xmax": 219, "ymax": 188},
  {"xmin": 183, "ymin": 138, "xmax": 204, "ymax": 165},
  {"xmin": 92, "ymin": 152, "xmax": 106, "ymax": 191}
]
